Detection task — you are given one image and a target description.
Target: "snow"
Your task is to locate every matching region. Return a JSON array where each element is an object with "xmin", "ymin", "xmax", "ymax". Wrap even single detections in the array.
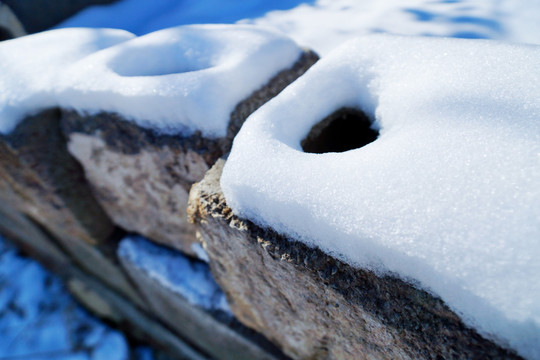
[
  {"xmin": 0, "ymin": 236, "xmax": 137, "ymax": 360},
  {"xmin": 56, "ymin": 24, "xmax": 302, "ymax": 137},
  {"xmin": 56, "ymin": 0, "xmax": 540, "ymax": 55},
  {"xmin": 0, "ymin": 24, "xmax": 302, "ymax": 138},
  {"xmin": 118, "ymin": 236, "xmax": 230, "ymax": 314},
  {"xmin": 0, "ymin": 28, "xmax": 134, "ymax": 134},
  {"xmin": 1, "ymin": 0, "xmax": 539, "ymax": 358},
  {"xmin": 221, "ymin": 35, "xmax": 540, "ymax": 359},
  {"xmin": 246, "ymin": 0, "xmax": 540, "ymax": 54}
]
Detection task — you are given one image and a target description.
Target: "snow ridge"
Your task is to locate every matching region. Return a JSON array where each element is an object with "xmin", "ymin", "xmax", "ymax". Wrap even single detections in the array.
[
  {"xmin": 56, "ymin": 24, "xmax": 302, "ymax": 138},
  {"xmin": 0, "ymin": 25, "xmax": 302, "ymax": 138}
]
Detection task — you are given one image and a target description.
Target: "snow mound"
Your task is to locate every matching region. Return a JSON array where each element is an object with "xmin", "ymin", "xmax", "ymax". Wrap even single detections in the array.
[
  {"xmin": 0, "ymin": 28, "xmax": 134, "ymax": 134},
  {"xmin": 56, "ymin": 24, "xmax": 303, "ymax": 138},
  {"xmin": 118, "ymin": 236, "xmax": 230, "ymax": 314},
  {"xmin": 221, "ymin": 34, "xmax": 540, "ymax": 359}
]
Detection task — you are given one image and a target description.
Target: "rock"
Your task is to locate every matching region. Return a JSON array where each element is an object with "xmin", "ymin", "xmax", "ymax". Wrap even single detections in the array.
[
  {"xmin": 118, "ymin": 236, "xmax": 288, "ymax": 360},
  {"xmin": 66, "ymin": 267, "xmax": 208, "ymax": 360},
  {"xmin": 2, "ymin": 0, "xmax": 118, "ymax": 34},
  {"xmin": 188, "ymin": 160, "xmax": 522, "ymax": 360},
  {"xmin": 0, "ymin": 196, "xmax": 70, "ymax": 273},
  {"xmin": 63, "ymin": 50, "xmax": 318, "ymax": 257},
  {"xmin": 0, "ymin": 109, "xmax": 113, "ymax": 245},
  {"xmin": 0, "ymin": 216, "xmax": 207, "ymax": 359},
  {"xmin": 68, "ymin": 278, "xmax": 119, "ymax": 321},
  {"xmin": 0, "ymin": 109, "xmax": 143, "ymax": 306},
  {"xmin": 0, "ymin": 239, "xmax": 133, "ymax": 360},
  {"xmin": 0, "ymin": 2, "xmax": 26, "ymax": 40}
]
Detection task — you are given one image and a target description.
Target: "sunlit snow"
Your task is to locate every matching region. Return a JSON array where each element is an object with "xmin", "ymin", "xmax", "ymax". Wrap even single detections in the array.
[
  {"xmin": 1, "ymin": 1, "xmax": 539, "ymax": 358},
  {"xmin": 0, "ymin": 28, "xmax": 133, "ymax": 134},
  {"xmin": 221, "ymin": 35, "xmax": 540, "ymax": 359},
  {"xmin": 56, "ymin": 24, "xmax": 302, "ymax": 137},
  {"xmin": 57, "ymin": 0, "xmax": 540, "ymax": 55}
]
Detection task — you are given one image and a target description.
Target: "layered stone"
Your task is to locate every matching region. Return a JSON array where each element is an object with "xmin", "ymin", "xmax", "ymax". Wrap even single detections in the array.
[
  {"xmin": 0, "ymin": 109, "xmax": 142, "ymax": 306},
  {"xmin": 118, "ymin": 236, "xmax": 288, "ymax": 360},
  {"xmin": 188, "ymin": 160, "xmax": 521, "ymax": 360},
  {"xmin": 63, "ymin": 50, "xmax": 318, "ymax": 257}
]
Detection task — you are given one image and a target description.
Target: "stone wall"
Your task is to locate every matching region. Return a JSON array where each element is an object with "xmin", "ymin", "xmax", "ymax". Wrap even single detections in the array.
[
  {"xmin": 0, "ymin": 42, "xmax": 522, "ymax": 360},
  {"xmin": 0, "ymin": 50, "xmax": 317, "ymax": 359}
]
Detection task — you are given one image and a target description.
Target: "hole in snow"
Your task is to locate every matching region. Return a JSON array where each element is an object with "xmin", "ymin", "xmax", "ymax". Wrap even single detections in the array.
[
  {"xmin": 0, "ymin": 27, "xmax": 13, "ymax": 41},
  {"xmin": 109, "ymin": 45, "xmax": 213, "ymax": 77},
  {"xmin": 301, "ymin": 108, "xmax": 378, "ymax": 153}
]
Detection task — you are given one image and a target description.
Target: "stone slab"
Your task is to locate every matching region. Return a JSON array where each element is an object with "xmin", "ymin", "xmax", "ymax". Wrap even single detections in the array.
[
  {"xmin": 63, "ymin": 50, "xmax": 318, "ymax": 257},
  {"xmin": 188, "ymin": 160, "xmax": 521, "ymax": 360},
  {"xmin": 0, "ymin": 109, "xmax": 144, "ymax": 306}
]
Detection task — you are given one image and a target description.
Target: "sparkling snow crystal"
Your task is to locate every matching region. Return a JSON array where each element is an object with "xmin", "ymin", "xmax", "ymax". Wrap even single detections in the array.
[
  {"xmin": 221, "ymin": 34, "xmax": 540, "ymax": 359},
  {"xmin": 56, "ymin": 24, "xmax": 303, "ymax": 137},
  {"xmin": 0, "ymin": 28, "xmax": 134, "ymax": 134}
]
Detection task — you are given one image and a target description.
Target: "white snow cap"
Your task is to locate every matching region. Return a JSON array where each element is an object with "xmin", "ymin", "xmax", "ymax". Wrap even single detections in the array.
[
  {"xmin": 221, "ymin": 34, "xmax": 540, "ymax": 359},
  {"xmin": 0, "ymin": 28, "xmax": 135, "ymax": 134},
  {"xmin": 57, "ymin": 24, "xmax": 303, "ymax": 137}
]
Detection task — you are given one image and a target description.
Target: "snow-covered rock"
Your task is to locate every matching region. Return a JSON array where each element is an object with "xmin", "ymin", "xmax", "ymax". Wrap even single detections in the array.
[
  {"xmin": 61, "ymin": 24, "xmax": 318, "ymax": 256},
  {"xmin": 0, "ymin": 27, "xmax": 134, "ymax": 134},
  {"xmin": 190, "ymin": 159, "xmax": 520, "ymax": 359},
  {"xmin": 0, "ymin": 28, "xmax": 147, "ymax": 305},
  {"xmin": 57, "ymin": 24, "xmax": 304, "ymax": 138},
  {"xmin": 221, "ymin": 34, "xmax": 540, "ymax": 359}
]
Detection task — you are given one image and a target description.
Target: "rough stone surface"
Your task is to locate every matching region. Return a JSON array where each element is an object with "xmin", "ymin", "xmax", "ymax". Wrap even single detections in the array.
[
  {"xmin": 63, "ymin": 50, "xmax": 319, "ymax": 257},
  {"xmin": 120, "ymin": 247, "xmax": 289, "ymax": 360},
  {"xmin": 0, "ymin": 109, "xmax": 143, "ymax": 306},
  {"xmin": 0, "ymin": 109, "xmax": 113, "ymax": 245},
  {"xmin": 188, "ymin": 160, "xmax": 522, "ymax": 360}
]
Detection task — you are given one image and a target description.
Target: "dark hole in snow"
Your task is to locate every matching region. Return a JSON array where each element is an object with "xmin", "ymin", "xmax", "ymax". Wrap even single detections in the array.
[
  {"xmin": 0, "ymin": 27, "xmax": 13, "ymax": 41},
  {"xmin": 301, "ymin": 108, "xmax": 378, "ymax": 153}
]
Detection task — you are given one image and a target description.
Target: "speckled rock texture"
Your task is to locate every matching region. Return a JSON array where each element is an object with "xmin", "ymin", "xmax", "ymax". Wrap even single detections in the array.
[
  {"xmin": 188, "ymin": 160, "xmax": 522, "ymax": 360},
  {"xmin": 0, "ymin": 109, "xmax": 143, "ymax": 305},
  {"xmin": 0, "ymin": 109, "xmax": 113, "ymax": 245},
  {"xmin": 62, "ymin": 50, "xmax": 318, "ymax": 257}
]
